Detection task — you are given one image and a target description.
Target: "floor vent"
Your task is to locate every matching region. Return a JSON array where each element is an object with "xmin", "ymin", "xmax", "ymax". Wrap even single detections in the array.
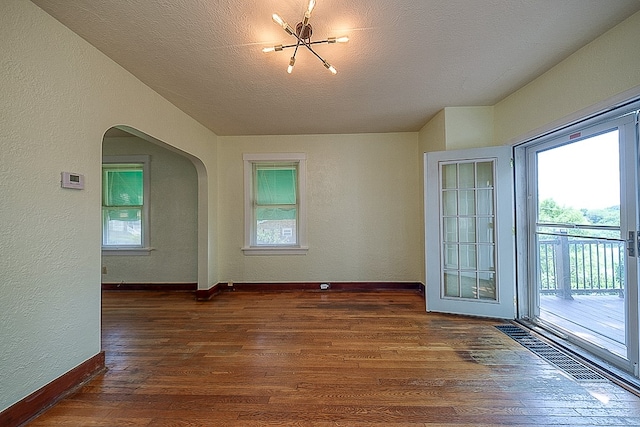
[{"xmin": 495, "ymin": 324, "xmax": 608, "ymax": 382}]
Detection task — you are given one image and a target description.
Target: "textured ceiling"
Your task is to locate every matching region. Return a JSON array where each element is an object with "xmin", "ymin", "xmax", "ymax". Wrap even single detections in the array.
[{"xmin": 31, "ymin": 0, "xmax": 640, "ymax": 136}]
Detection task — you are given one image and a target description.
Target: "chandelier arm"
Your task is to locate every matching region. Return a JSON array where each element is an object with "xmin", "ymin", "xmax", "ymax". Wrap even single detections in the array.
[
  {"xmin": 268, "ymin": 3, "xmax": 342, "ymax": 74},
  {"xmin": 277, "ymin": 39, "xmax": 333, "ymax": 51},
  {"xmin": 301, "ymin": 39, "xmax": 327, "ymax": 64}
]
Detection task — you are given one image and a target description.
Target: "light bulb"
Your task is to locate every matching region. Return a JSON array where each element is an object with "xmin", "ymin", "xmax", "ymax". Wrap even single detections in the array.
[
  {"xmin": 262, "ymin": 45, "xmax": 283, "ymax": 53},
  {"xmin": 307, "ymin": 0, "xmax": 316, "ymax": 14},
  {"xmin": 287, "ymin": 57, "xmax": 296, "ymax": 74},
  {"xmin": 272, "ymin": 14, "xmax": 294, "ymax": 35},
  {"xmin": 272, "ymin": 13, "xmax": 284, "ymax": 26},
  {"xmin": 323, "ymin": 61, "xmax": 337, "ymax": 74},
  {"xmin": 328, "ymin": 36, "xmax": 349, "ymax": 44}
]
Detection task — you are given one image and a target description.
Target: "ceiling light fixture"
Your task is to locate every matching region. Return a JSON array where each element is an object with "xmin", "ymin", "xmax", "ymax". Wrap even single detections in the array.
[{"xmin": 262, "ymin": 0, "xmax": 348, "ymax": 74}]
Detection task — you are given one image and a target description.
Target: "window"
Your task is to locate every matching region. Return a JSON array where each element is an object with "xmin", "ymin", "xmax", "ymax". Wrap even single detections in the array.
[
  {"xmin": 102, "ymin": 155, "xmax": 150, "ymax": 254},
  {"xmin": 243, "ymin": 153, "xmax": 307, "ymax": 255}
]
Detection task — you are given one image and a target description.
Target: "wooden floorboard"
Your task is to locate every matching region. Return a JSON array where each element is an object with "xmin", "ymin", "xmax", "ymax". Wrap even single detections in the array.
[
  {"xmin": 540, "ymin": 294, "xmax": 626, "ymax": 354},
  {"xmin": 27, "ymin": 291, "xmax": 640, "ymax": 426}
]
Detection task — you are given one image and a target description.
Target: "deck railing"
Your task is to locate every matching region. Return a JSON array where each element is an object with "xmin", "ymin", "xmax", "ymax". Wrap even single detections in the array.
[{"xmin": 538, "ymin": 234, "xmax": 624, "ymax": 299}]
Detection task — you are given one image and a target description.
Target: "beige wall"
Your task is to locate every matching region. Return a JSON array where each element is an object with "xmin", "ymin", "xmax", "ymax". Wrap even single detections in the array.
[
  {"xmin": 0, "ymin": 0, "xmax": 217, "ymax": 412},
  {"xmin": 420, "ymin": 11, "xmax": 640, "ymax": 150},
  {"xmin": 102, "ymin": 136, "xmax": 199, "ymax": 284},
  {"xmin": 418, "ymin": 109, "xmax": 446, "ymax": 154},
  {"xmin": 218, "ymin": 133, "xmax": 423, "ymax": 283},
  {"xmin": 3, "ymin": 0, "xmax": 640, "ymax": 417},
  {"xmin": 444, "ymin": 107, "xmax": 495, "ymax": 150},
  {"xmin": 494, "ymin": 10, "xmax": 640, "ymax": 145}
]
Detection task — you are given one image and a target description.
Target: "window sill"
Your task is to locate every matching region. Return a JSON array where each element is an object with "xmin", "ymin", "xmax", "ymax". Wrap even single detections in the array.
[
  {"xmin": 242, "ymin": 246, "xmax": 308, "ymax": 256},
  {"xmin": 102, "ymin": 247, "xmax": 154, "ymax": 256}
]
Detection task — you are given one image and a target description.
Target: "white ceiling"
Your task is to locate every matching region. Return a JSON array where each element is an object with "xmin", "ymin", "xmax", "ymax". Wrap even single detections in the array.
[{"xmin": 31, "ymin": 0, "xmax": 640, "ymax": 136}]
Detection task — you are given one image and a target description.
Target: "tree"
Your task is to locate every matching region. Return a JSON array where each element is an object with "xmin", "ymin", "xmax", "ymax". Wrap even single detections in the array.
[{"xmin": 538, "ymin": 198, "xmax": 586, "ymax": 224}]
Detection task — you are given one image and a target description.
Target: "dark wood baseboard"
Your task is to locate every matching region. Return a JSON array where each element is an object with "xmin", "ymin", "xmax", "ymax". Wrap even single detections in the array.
[
  {"xmin": 0, "ymin": 351, "xmax": 106, "ymax": 427},
  {"xmin": 195, "ymin": 283, "xmax": 225, "ymax": 301},
  {"xmin": 102, "ymin": 283, "xmax": 197, "ymax": 291},
  {"xmin": 116, "ymin": 282, "xmax": 424, "ymax": 302},
  {"xmin": 226, "ymin": 282, "xmax": 424, "ymax": 293}
]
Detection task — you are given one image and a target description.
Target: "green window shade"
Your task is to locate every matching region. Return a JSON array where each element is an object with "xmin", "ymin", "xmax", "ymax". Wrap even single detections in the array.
[
  {"xmin": 255, "ymin": 167, "xmax": 297, "ymax": 205},
  {"xmin": 103, "ymin": 167, "xmax": 143, "ymax": 206},
  {"xmin": 256, "ymin": 207, "xmax": 297, "ymax": 221},
  {"xmin": 106, "ymin": 208, "xmax": 141, "ymax": 221}
]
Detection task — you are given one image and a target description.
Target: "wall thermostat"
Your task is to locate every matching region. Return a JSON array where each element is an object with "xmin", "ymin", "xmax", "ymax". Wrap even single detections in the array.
[{"xmin": 61, "ymin": 172, "xmax": 85, "ymax": 190}]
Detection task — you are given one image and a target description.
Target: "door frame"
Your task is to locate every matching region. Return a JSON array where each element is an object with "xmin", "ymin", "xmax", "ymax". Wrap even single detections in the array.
[{"xmin": 514, "ymin": 104, "xmax": 640, "ymax": 376}]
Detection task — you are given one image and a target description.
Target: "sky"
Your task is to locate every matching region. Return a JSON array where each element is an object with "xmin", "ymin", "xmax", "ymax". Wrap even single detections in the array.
[{"xmin": 537, "ymin": 130, "xmax": 620, "ymax": 210}]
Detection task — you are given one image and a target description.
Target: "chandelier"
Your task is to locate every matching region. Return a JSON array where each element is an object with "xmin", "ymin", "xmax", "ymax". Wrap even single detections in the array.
[{"xmin": 262, "ymin": 0, "xmax": 349, "ymax": 74}]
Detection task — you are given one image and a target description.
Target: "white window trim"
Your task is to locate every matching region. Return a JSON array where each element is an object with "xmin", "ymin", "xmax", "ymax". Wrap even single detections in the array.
[
  {"xmin": 242, "ymin": 153, "xmax": 308, "ymax": 255},
  {"xmin": 102, "ymin": 155, "xmax": 152, "ymax": 255}
]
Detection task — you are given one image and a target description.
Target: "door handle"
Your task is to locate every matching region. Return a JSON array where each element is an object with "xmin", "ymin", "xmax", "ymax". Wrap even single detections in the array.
[{"xmin": 627, "ymin": 231, "xmax": 636, "ymax": 257}]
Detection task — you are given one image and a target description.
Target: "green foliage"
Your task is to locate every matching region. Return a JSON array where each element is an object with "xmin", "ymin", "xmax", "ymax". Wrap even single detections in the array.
[
  {"xmin": 582, "ymin": 205, "xmax": 620, "ymax": 226},
  {"xmin": 539, "ymin": 199, "xmax": 620, "ymax": 227},
  {"xmin": 537, "ymin": 198, "xmax": 623, "ymax": 294},
  {"xmin": 538, "ymin": 199, "xmax": 586, "ymax": 224}
]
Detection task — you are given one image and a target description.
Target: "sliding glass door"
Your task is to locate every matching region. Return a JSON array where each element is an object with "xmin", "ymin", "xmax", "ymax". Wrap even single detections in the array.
[{"xmin": 525, "ymin": 113, "xmax": 639, "ymax": 374}]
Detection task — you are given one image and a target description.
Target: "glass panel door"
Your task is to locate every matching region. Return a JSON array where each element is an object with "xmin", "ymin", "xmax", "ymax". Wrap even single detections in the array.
[
  {"xmin": 425, "ymin": 146, "xmax": 515, "ymax": 319},
  {"xmin": 527, "ymin": 114, "xmax": 639, "ymax": 372}
]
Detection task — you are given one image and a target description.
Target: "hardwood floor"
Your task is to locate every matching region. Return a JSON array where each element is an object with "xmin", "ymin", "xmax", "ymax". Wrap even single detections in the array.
[
  {"xmin": 540, "ymin": 294, "xmax": 625, "ymax": 355},
  {"xmin": 29, "ymin": 291, "xmax": 640, "ymax": 426}
]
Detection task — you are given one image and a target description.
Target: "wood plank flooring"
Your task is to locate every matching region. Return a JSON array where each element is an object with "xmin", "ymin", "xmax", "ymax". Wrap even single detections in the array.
[
  {"xmin": 29, "ymin": 291, "xmax": 640, "ymax": 426},
  {"xmin": 540, "ymin": 294, "xmax": 625, "ymax": 355}
]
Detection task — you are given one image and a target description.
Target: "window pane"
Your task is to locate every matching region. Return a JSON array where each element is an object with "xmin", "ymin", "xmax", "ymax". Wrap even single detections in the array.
[
  {"xmin": 476, "ymin": 162, "xmax": 493, "ymax": 188},
  {"xmin": 443, "ymin": 244, "xmax": 458, "ymax": 269},
  {"xmin": 458, "ymin": 190, "xmax": 475, "ymax": 215},
  {"xmin": 442, "ymin": 164, "xmax": 457, "ymax": 189},
  {"xmin": 256, "ymin": 167, "xmax": 297, "ymax": 205},
  {"xmin": 257, "ymin": 207, "xmax": 296, "ymax": 221},
  {"xmin": 459, "ymin": 218, "xmax": 476, "ymax": 243},
  {"xmin": 478, "ymin": 272, "xmax": 496, "ymax": 300},
  {"xmin": 444, "ymin": 271, "xmax": 460, "ymax": 297},
  {"xmin": 460, "ymin": 244, "xmax": 477, "ymax": 269},
  {"xmin": 477, "ymin": 189, "xmax": 494, "ymax": 215},
  {"xmin": 103, "ymin": 208, "xmax": 142, "ymax": 246},
  {"xmin": 460, "ymin": 272, "xmax": 477, "ymax": 298},
  {"xmin": 443, "ymin": 217, "xmax": 458, "ymax": 242},
  {"xmin": 103, "ymin": 167, "xmax": 143, "ymax": 206},
  {"xmin": 442, "ymin": 190, "xmax": 457, "ymax": 215},
  {"xmin": 256, "ymin": 207, "xmax": 297, "ymax": 245},
  {"xmin": 459, "ymin": 163, "xmax": 475, "ymax": 188},
  {"xmin": 477, "ymin": 217, "xmax": 494, "ymax": 243},
  {"xmin": 477, "ymin": 244, "xmax": 495, "ymax": 271}
]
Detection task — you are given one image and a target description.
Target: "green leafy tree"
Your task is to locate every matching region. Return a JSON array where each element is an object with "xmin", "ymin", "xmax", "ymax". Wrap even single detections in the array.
[
  {"xmin": 583, "ymin": 206, "xmax": 620, "ymax": 226},
  {"xmin": 538, "ymin": 198, "xmax": 586, "ymax": 224}
]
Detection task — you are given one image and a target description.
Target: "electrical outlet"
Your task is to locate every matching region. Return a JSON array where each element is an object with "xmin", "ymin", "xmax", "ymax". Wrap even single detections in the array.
[{"xmin": 320, "ymin": 283, "xmax": 330, "ymax": 290}]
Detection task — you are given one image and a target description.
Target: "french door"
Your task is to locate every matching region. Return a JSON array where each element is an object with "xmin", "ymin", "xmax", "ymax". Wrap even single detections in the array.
[
  {"xmin": 425, "ymin": 106, "xmax": 640, "ymax": 377},
  {"xmin": 522, "ymin": 113, "xmax": 640, "ymax": 375},
  {"xmin": 424, "ymin": 146, "xmax": 515, "ymax": 319}
]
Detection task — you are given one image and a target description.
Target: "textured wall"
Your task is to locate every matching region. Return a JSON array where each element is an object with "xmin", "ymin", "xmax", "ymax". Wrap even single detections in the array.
[
  {"xmin": 217, "ymin": 133, "xmax": 423, "ymax": 284},
  {"xmin": 494, "ymin": 10, "xmax": 640, "ymax": 145},
  {"xmin": 0, "ymin": 0, "xmax": 217, "ymax": 412},
  {"xmin": 102, "ymin": 137, "xmax": 198, "ymax": 284}
]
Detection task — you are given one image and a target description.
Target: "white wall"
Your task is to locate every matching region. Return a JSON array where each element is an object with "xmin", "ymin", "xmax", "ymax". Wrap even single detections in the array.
[
  {"xmin": 218, "ymin": 133, "xmax": 423, "ymax": 283},
  {"xmin": 0, "ymin": 0, "xmax": 218, "ymax": 412},
  {"xmin": 102, "ymin": 136, "xmax": 198, "ymax": 284}
]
